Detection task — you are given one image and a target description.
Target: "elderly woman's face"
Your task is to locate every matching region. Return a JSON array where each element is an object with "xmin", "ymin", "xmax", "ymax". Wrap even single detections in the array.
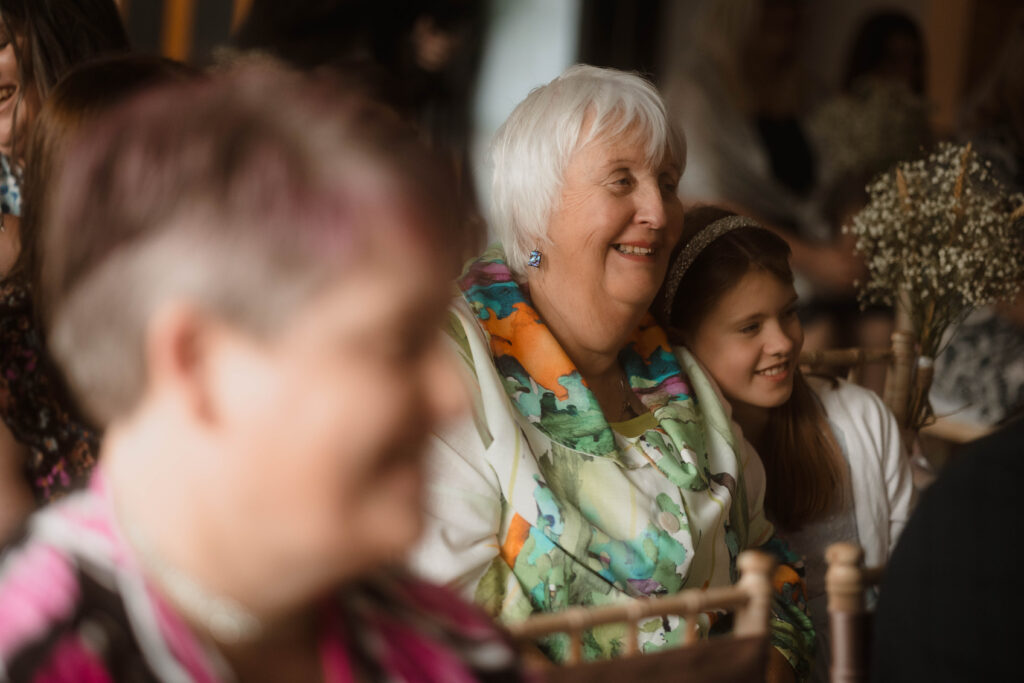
[{"xmin": 537, "ymin": 130, "xmax": 683, "ymax": 315}]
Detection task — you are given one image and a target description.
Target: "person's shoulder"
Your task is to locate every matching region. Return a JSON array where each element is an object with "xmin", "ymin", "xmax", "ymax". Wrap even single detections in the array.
[
  {"xmin": 933, "ymin": 418, "xmax": 1024, "ymax": 493},
  {"xmin": 0, "ymin": 531, "xmax": 84, "ymax": 664},
  {"xmin": 806, "ymin": 375, "xmax": 889, "ymax": 417},
  {"xmin": 353, "ymin": 572, "xmax": 523, "ymax": 678},
  {"xmin": 806, "ymin": 374, "xmax": 870, "ymax": 400}
]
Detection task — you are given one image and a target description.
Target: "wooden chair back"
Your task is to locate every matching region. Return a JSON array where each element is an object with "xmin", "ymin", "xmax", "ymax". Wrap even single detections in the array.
[
  {"xmin": 800, "ymin": 330, "xmax": 915, "ymax": 427},
  {"xmin": 825, "ymin": 542, "xmax": 885, "ymax": 683},
  {"xmin": 507, "ymin": 551, "xmax": 775, "ymax": 683}
]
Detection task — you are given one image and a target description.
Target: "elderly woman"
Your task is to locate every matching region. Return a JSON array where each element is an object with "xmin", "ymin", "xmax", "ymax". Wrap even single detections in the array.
[
  {"xmin": 0, "ymin": 64, "xmax": 523, "ymax": 681},
  {"xmin": 410, "ymin": 65, "xmax": 813, "ymax": 679}
]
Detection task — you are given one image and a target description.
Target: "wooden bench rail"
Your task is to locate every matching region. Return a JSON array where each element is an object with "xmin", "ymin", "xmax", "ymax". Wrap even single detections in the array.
[
  {"xmin": 800, "ymin": 348, "xmax": 894, "ymax": 367},
  {"xmin": 508, "ymin": 551, "xmax": 775, "ymax": 665},
  {"xmin": 507, "ymin": 585, "xmax": 751, "ymax": 641}
]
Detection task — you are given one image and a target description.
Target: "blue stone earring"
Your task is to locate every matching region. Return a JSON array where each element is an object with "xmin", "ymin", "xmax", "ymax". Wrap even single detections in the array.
[{"xmin": 528, "ymin": 250, "xmax": 542, "ymax": 268}]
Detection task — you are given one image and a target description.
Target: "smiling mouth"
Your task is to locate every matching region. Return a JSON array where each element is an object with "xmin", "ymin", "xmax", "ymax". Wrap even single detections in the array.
[
  {"xmin": 755, "ymin": 362, "xmax": 790, "ymax": 377},
  {"xmin": 613, "ymin": 244, "xmax": 656, "ymax": 256}
]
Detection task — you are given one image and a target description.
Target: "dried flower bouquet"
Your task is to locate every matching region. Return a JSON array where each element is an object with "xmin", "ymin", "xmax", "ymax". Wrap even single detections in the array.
[{"xmin": 847, "ymin": 142, "xmax": 1024, "ymax": 431}]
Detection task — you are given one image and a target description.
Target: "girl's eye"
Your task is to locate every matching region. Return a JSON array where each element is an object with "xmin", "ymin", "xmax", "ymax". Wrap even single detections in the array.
[{"xmin": 739, "ymin": 322, "xmax": 760, "ymax": 335}]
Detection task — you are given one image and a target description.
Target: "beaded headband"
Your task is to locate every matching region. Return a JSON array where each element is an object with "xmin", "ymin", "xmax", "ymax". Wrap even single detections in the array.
[{"xmin": 661, "ymin": 214, "xmax": 762, "ymax": 320}]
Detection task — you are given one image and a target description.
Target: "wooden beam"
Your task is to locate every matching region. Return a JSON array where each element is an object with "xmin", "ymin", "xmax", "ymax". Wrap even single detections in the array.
[
  {"xmin": 232, "ymin": 0, "xmax": 253, "ymax": 33},
  {"xmin": 161, "ymin": 0, "xmax": 196, "ymax": 61},
  {"xmin": 924, "ymin": 0, "xmax": 974, "ymax": 135}
]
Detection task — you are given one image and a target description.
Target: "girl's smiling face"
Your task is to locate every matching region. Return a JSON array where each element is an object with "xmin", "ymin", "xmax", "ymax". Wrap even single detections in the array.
[{"xmin": 688, "ymin": 268, "xmax": 803, "ymax": 413}]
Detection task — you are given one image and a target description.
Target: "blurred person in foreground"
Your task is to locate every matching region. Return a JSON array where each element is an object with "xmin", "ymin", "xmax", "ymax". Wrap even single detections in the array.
[
  {"xmin": 0, "ymin": 63, "xmax": 523, "ymax": 682},
  {"xmin": 0, "ymin": 56, "xmax": 198, "ymax": 543},
  {"xmin": 409, "ymin": 64, "xmax": 813, "ymax": 681},
  {"xmin": 871, "ymin": 416, "xmax": 1024, "ymax": 682}
]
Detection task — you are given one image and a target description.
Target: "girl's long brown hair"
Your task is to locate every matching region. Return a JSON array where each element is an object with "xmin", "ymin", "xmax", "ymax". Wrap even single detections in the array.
[
  {"xmin": 0, "ymin": 0, "xmax": 130, "ymax": 161},
  {"xmin": 656, "ymin": 206, "xmax": 848, "ymax": 530}
]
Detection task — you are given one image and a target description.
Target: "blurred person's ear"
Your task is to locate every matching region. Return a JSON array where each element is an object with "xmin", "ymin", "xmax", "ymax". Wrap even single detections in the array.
[{"xmin": 144, "ymin": 302, "xmax": 219, "ymax": 425}]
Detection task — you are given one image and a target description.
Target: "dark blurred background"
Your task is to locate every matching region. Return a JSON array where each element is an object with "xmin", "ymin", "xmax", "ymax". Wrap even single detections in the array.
[{"xmin": 118, "ymin": 0, "xmax": 1019, "ymax": 192}]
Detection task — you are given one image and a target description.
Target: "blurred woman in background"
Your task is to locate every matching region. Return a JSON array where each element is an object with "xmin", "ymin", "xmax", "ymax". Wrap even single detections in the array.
[
  {"xmin": 803, "ymin": 9, "xmax": 931, "ymax": 372},
  {"xmin": 0, "ymin": 56, "xmax": 198, "ymax": 543}
]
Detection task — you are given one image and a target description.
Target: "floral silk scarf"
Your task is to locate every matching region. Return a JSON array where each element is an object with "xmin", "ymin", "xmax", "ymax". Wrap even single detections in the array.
[{"xmin": 459, "ymin": 245, "xmax": 746, "ymax": 497}]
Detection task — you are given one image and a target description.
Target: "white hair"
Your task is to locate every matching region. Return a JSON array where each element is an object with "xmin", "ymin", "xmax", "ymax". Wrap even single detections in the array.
[{"xmin": 490, "ymin": 64, "xmax": 686, "ymax": 276}]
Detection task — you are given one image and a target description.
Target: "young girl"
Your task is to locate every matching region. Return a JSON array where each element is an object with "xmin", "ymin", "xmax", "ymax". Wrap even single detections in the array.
[{"xmin": 656, "ymin": 206, "xmax": 914, "ymax": 682}]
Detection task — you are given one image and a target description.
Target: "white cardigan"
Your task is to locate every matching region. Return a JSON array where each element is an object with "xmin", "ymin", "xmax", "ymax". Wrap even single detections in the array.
[{"xmin": 806, "ymin": 376, "xmax": 915, "ymax": 568}]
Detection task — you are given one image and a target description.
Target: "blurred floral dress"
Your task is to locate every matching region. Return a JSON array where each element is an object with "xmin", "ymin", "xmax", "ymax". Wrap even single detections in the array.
[
  {"xmin": 411, "ymin": 246, "xmax": 814, "ymax": 677},
  {"xmin": 0, "ymin": 473, "xmax": 524, "ymax": 681},
  {"xmin": 0, "ymin": 278, "xmax": 98, "ymax": 501}
]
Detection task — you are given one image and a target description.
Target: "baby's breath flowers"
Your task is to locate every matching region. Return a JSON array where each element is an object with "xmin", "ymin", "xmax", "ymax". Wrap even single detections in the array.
[{"xmin": 847, "ymin": 142, "xmax": 1024, "ymax": 430}]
